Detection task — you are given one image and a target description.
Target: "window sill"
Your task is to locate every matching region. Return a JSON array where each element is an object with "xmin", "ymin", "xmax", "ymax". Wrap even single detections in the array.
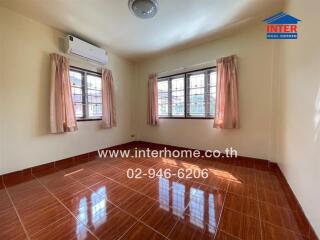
[
  {"xmin": 77, "ymin": 118, "xmax": 102, "ymax": 122},
  {"xmin": 159, "ymin": 117, "xmax": 214, "ymax": 120}
]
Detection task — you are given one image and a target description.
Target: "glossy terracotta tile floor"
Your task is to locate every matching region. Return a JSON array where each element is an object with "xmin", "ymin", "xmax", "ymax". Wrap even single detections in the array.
[{"xmin": 0, "ymin": 149, "xmax": 315, "ymax": 240}]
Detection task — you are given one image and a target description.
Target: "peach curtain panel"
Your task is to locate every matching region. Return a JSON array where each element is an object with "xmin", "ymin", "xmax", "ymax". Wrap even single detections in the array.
[
  {"xmin": 101, "ymin": 69, "xmax": 116, "ymax": 129},
  {"xmin": 50, "ymin": 53, "xmax": 78, "ymax": 133},
  {"xmin": 213, "ymin": 55, "xmax": 239, "ymax": 129},
  {"xmin": 147, "ymin": 73, "xmax": 159, "ymax": 125}
]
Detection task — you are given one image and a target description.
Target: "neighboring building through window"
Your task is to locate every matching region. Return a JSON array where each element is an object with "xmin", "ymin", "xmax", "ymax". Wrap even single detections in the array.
[
  {"xmin": 158, "ymin": 67, "xmax": 216, "ymax": 118},
  {"xmin": 69, "ymin": 67, "xmax": 102, "ymax": 121}
]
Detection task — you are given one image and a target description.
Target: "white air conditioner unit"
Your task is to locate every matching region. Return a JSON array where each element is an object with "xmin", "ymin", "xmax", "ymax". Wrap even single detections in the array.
[{"xmin": 64, "ymin": 35, "xmax": 107, "ymax": 65}]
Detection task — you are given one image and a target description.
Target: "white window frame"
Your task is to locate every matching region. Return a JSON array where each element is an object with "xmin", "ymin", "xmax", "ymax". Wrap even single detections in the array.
[
  {"xmin": 157, "ymin": 67, "xmax": 216, "ymax": 119},
  {"xmin": 70, "ymin": 66, "xmax": 103, "ymax": 121}
]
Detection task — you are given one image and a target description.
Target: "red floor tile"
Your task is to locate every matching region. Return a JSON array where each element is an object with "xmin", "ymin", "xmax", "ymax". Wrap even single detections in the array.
[
  {"xmin": 0, "ymin": 189, "xmax": 13, "ymax": 215},
  {"xmin": 218, "ymin": 208, "xmax": 261, "ymax": 240},
  {"xmin": 18, "ymin": 201, "xmax": 69, "ymax": 236},
  {"xmin": 115, "ymin": 191, "xmax": 157, "ymax": 219},
  {"xmin": 112, "ymin": 172, "xmax": 155, "ymax": 192},
  {"xmin": 51, "ymin": 182, "xmax": 87, "ymax": 200},
  {"xmin": 215, "ymin": 230, "xmax": 239, "ymax": 240},
  {"xmin": 85, "ymin": 204, "xmax": 137, "ymax": 240},
  {"xmin": 89, "ymin": 164, "xmax": 123, "ymax": 180},
  {"xmin": 228, "ymin": 181, "xmax": 257, "ymax": 199},
  {"xmin": 257, "ymin": 188, "xmax": 297, "ymax": 210},
  {"xmin": 184, "ymin": 183, "xmax": 225, "ymax": 231},
  {"xmin": 60, "ymin": 189, "xmax": 106, "ymax": 215},
  {"xmin": 76, "ymin": 173, "xmax": 106, "ymax": 187},
  {"xmin": 7, "ymin": 180, "xmax": 55, "ymax": 209},
  {"xmin": 119, "ymin": 221, "xmax": 166, "ymax": 240},
  {"xmin": 31, "ymin": 214, "xmax": 96, "ymax": 240},
  {"xmin": 0, "ymin": 209, "xmax": 28, "ymax": 240},
  {"xmin": 259, "ymin": 201, "xmax": 309, "ymax": 237},
  {"xmin": 224, "ymin": 192, "xmax": 259, "ymax": 218},
  {"xmin": 89, "ymin": 179, "xmax": 136, "ymax": 205},
  {"xmin": 201, "ymin": 175, "xmax": 229, "ymax": 191},
  {"xmin": 168, "ymin": 214, "xmax": 217, "ymax": 240},
  {"xmin": 139, "ymin": 177, "xmax": 172, "ymax": 201},
  {"xmin": 0, "ymin": 146, "xmax": 316, "ymax": 240},
  {"xmin": 261, "ymin": 221, "xmax": 307, "ymax": 240},
  {"xmin": 140, "ymin": 203, "xmax": 182, "ymax": 236}
]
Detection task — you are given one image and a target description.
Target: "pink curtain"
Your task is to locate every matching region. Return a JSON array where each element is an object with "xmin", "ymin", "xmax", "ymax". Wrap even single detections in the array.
[
  {"xmin": 101, "ymin": 69, "xmax": 116, "ymax": 129},
  {"xmin": 50, "ymin": 53, "xmax": 78, "ymax": 133},
  {"xmin": 147, "ymin": 73, "xmax": 159, "ymax": 125},
  {"xmin": 214, "ymin": 55, "xmax": 239, "ymax": 129}
]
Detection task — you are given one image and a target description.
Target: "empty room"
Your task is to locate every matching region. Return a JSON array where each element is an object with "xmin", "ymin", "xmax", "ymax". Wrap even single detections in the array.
[{"xmin": 0, "ymin": 0, "xmax": 319, "ymax": 239}]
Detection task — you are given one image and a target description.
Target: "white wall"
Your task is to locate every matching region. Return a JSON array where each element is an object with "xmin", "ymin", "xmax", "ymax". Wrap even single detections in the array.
[
  {"xmin": 134, "ymin": 25, "xmax": 276, "ymax": 160},
  {"xmin": 0, "ymin": 6, "xmax": 135, "ymax": 175},
  {"xmin": 275, "ymin": 0, "xmax": 320, "ymax": 235}
]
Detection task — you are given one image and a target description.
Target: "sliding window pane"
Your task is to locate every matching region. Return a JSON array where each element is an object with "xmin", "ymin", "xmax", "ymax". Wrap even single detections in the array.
[
  {"xmin": 171, "ymin": 77, "xmax": 185, "ymax": 117},
  {"xmin": 209, "ymin": 71, "xmax": 217, "ymax": 116},
  {"xmin": 87, "ymin": 89, "xmax": 102, "ymax": 97},
  {"xmin": 74, "ymin": 103, "xmax": 84, "ymax": 118},
  {"xmin": 70, "ymin": 71, "xmax": 83, "ymax": 103},
  {"xmin": 87, "ymin": 74, "xmax": 102, "ymax": 90},
  {"xmin": 188, "ymin": 73, "xmax": 205, "ymax": 117},
  {"xmin": 88, "ymin": 95, "xmax": 102, "ymax": 104},
  {"xmin": 70, "ymin": 68, "xmax": 103, "ymax": 120},
  {"xmin": 72, "ymin": 87, "xmax": 83, "ymax": 102},
  {"xmin": 158, "ymin": 80, "xmax": 169, "ymax": 116},
  {"xmin": 70, "ymin": 71, "xmax": 84, "ymax": 118},
  {"xmin": 70, "ymin": 71, "xmax": 82, "ymax": 87},
  {"xmin": 88, "ymin": 103, "xmax": 102, "ymax": 118},
  {"xmin": 87, "ymin": 74, "xmax": 103, "ymax": 118},
  {"xmin": 156, "ymin": 67, "xmax": 215, "ymax": 119},
  {"xmin": 87, "ymin": 89, "xmax": 102, "ymax": 104}
]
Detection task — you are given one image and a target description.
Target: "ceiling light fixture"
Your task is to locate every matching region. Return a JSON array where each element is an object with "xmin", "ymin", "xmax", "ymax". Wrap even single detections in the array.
[{"xmin": 128, "ymin": 0, "xmax": 158, "ymax": 19}]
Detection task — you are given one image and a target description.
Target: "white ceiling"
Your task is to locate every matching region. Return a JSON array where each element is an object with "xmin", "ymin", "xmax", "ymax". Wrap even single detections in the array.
[{"xmin": 0, "ymin": 0, "xmax": 283, "ymax": 60}]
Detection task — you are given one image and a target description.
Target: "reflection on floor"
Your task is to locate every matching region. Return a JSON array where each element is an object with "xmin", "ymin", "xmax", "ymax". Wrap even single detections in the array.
[{"xmin": 0, "ymin": 148, "xmax": 313, "ymax": 240}]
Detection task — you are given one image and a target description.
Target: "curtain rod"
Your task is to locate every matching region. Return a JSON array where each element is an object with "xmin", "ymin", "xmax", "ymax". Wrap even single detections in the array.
[
  {"xmin": 157, "ymin": 60, "xmax": 215, "ymax": 77},
  {"xmin": 57, "ymin": 52, "xmax": 107, "ymax": 71},
  {"xmin": 156, "ymin": 54, "xmax": 236, "ymax": 77}
]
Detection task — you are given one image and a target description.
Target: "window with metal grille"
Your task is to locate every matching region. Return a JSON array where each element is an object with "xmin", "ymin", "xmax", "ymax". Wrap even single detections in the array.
[
  {"xmin": 157, "ymin": 67, "xmax": 216, "ymax": 119},
  {"xmin": 69, "ymin": 66, "xmax": 102, "ymax": 121}
]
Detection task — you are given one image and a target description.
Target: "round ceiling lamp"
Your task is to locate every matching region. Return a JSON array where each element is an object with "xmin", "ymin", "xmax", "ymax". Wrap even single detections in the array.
[{"xmin": 128, "ymin": 0, "xmax": 158, "ymax": 19}]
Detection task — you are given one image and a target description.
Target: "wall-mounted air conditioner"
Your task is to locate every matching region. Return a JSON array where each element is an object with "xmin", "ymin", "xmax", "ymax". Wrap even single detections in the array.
[{"xmin": 64, "ymin": 35, "xmax": 107, "ymax": 65}]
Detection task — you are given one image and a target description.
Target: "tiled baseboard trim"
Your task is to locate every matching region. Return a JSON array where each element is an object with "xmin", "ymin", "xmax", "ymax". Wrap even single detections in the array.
[{"xmin": 0, "ymin": 141, "xmax": 138, "ymax": 184}]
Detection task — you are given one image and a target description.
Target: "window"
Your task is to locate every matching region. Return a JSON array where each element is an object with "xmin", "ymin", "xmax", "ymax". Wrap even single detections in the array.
[
  {"xmin": 157, "ymin": 67, "xmax": 216, "ymax": 119},
  {"xmin": 158, "ymin": 75, "xmax": 185, "ymax": 117},
  {"xmin": 69, "ymin": 67, "xmax": 102, "ymax": 121}
]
